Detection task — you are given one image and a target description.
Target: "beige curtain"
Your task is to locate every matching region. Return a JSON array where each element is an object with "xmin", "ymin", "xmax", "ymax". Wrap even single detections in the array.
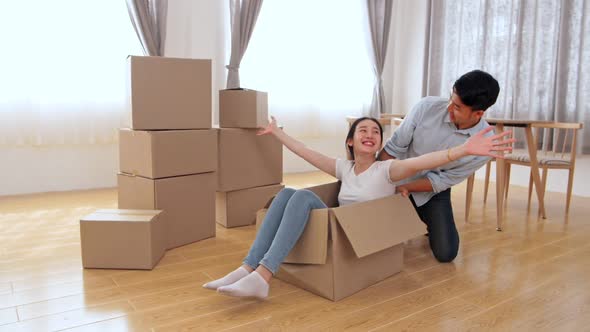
[
  {"xmin": 366, "ymin": 0, "xmax": 393, "ymax": 117},
  {"xmin": 126, "ymin": 0, "xmax": 168, "ymax": 56}
]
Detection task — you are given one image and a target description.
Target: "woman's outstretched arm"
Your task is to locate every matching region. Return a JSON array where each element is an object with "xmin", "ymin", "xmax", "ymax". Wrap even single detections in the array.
[
  {"xmin": 258, "ymin": 116, "xmax": 337, "ymax": 177},
  {"xmin": 388, "ymin": 127, "xmax": 514, "ymax": 183}
]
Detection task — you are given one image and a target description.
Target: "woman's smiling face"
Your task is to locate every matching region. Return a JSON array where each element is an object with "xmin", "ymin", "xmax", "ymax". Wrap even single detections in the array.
[{"xmin": 348, "ymin": 119, "xmax": 382, "ymax": 157}]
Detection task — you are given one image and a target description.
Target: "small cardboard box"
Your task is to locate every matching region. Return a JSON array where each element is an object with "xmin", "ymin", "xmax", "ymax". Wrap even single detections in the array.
[
  {"xmin": 216, "ymin": 183, "xmax": 284, "ymax": 228},
  {"xmin": 118, "ymin": 172, "xmax": 216, "ymax": 249},
  {"xmin": 217, "ymin": 128, "xmax": 283, "ymax": 192},
  {"xmin": 219, "ymin": 89, "xmax": 268, "ymax": 128},
  {"xmin": 80, "ymin": 209, "xmax": 165, "ymax": 270},
  {"xmin": 119, "ymin": 129, "xmax": 217, "ymax": 179},
  {"xmin": 256, "ymin": 182, "xmax": 426, "ymax": 301},
  {"xmin": 126, "ymin": 56, "xmax": 212, "ymax": 130}
]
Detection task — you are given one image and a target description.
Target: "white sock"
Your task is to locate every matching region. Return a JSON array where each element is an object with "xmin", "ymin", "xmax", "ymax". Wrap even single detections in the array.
[
  {"xmin": 217, "ymin": 271, "xmax": 269, "ymax": 299},
  {"xmin": 202, "ymin": 266, "xmax": 250, "ymax": 290}
]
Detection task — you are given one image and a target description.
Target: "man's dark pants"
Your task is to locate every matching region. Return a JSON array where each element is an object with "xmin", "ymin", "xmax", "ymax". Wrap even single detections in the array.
[{"xmin": 409, "ymin": 188, "xmax": 459, "ymax": 262}]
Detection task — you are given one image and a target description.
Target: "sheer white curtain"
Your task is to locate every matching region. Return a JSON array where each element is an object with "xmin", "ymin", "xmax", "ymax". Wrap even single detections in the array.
[
  {"xmin": 239, "ymin": 0, "xmax": 374, "ymax": 138},
  {"xmin": 426, "ymin": 0, "xmax": 590, "ymax": 152},
  {"xmin": 0, "ymin": 1, "xmax": 143, "ymax": 146}
]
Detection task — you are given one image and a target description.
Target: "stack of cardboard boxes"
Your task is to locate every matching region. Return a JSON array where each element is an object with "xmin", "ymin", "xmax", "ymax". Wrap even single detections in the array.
[
  {"xmin": 215, "ymin": 89, "xmax": 284, "ymax": 228},
  {"xmin": 81, "ymin": 56, "xmax": 217, "ymax": 269}
]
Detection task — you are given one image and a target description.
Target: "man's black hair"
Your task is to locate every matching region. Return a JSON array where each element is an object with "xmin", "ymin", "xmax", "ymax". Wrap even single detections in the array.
[{"xmin": 453, "ymin": 70, "xmax": 500, "ymax": 111}]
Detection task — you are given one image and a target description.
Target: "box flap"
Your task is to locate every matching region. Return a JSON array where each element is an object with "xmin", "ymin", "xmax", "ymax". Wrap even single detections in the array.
[
  {"xmin": 304, "ymin": 181, "xmax": 341, "ymax": 208},
  {"xmin": 257, "ymin": 208, "xmax": 329, "ymax": 265},
  {"xmin": 283, "ymin": 209, "xmax": 329, "ymax": 264},
  {"xmin": 332, "ymin": 195, "xmax": 425, "ymax": 258}
]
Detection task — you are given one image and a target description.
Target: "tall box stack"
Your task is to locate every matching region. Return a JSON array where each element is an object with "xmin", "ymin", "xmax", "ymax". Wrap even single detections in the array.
[
  {"xmin": 118, "ymin": 56, "xmax": 217, "ymax": 249},
  {"xmin": 216, "ymin": 89, "xmax": 284, "ymax": 228}
]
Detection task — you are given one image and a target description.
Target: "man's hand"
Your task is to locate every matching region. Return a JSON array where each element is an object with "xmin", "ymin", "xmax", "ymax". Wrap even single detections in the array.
[
  {"xmin": 378, "ymin": 149, "xmax": 395, "ymax": 161},
  {"xmin": 463, "ymin": 127, "xmax": 515, "ymax": 159},
  {"xmin": 396, "ymin": 186, "xmax": 410, "ymax": 198}
]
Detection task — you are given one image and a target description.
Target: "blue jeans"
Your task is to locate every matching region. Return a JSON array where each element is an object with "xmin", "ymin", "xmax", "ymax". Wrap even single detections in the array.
[
  {"xmin": 409, "ymin": 188, "xmax": 459, "ymax": 262},
  {"xmin": 243, "ymin": 188, "xmax": 327, "ymax": 274}
]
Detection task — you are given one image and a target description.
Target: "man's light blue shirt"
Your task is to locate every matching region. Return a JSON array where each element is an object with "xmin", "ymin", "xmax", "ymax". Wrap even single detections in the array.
[{"xmin": 383, "ymin": 96, "xmax": 492, "ymax": 207}]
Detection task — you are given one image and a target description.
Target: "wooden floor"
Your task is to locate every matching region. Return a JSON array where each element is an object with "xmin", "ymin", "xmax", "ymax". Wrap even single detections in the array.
[{"xmin": 1, "ymin": 172, "xmax": 589, "ymax": 331}]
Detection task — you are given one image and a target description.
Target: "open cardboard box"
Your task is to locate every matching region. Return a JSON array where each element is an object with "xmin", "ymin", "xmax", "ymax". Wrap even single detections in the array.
[{"xmin": 256, "ymin": 181, "xmax": 425, "ymax": 301}]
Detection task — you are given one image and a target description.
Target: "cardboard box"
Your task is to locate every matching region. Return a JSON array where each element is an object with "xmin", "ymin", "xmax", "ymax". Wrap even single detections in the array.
[
  {"xmin": 219, "ymin": 89, "xmax": 268, "ymax": 128},
  {"xmin": 119, "ymin": 129, "xmax": 217, "ymax": 179},
  {"xmin": 126, "ymin": 56, "xmax": 212, "ymax": 130},
  {"xmin": 256, "ymin": 182, "xmax": 426, "ymax": 301},
  {"xmin": 80, "ymin": 209, "xmax": 165, "ymax": 270},
  {"xmin": 118, "ymin": 172, "xmax": 216, "ymax": 249},
  {"xmin": 216, "ymin": 183, "xmax": 284, "ymax": 228},
  {"xmin": 217, "ymin": 128, "xmax": 283, "ymax": 191}
]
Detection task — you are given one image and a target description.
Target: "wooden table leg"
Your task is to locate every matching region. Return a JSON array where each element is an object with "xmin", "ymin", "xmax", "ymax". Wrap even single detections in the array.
[
  {"xmin": 495, "ymin": 124, "xmax": 505, "ymax": 231},
  {"xmin": 465, "ymin": 173, "xmax": 475, "ymax": 222},
  {"xmin": 524, "ymin": 126, "xmax": 547, "ymax": 218}
]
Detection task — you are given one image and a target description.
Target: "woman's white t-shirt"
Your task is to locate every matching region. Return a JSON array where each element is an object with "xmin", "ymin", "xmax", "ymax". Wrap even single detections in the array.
[{"xmin": 335, "ymin": 159, "xmax": 397, "ymax": 206}]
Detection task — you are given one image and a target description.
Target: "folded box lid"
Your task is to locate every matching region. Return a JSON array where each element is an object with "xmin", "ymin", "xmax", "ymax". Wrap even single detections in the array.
[
  {"xmin": 283, "ymin": 209, "xmax": 329, "ymax": 264},
  {"xmin": 332, "ymin": 195, "xmax": 426, "ymax": 258}
]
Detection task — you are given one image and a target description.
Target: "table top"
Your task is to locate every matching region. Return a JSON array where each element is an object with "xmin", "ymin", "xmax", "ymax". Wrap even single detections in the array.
[
  {"xmin": 485, "ymin": 118, "xmax": 554, "ymax": 127},
  {"xmin": 346, "ymin": 114, "xmax": 405, "ymax": 126}
]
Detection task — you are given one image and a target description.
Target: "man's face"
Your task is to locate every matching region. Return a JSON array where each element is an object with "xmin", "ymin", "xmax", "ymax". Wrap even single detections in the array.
[{"xmin": 447, "ymin": 90, "xmax": 484, "ymax": 129}]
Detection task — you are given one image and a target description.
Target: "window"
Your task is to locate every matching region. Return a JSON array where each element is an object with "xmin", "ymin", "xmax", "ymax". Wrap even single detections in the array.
[
  {"xmin": 0, "ymin": 1, "xmax": 143, "ymax": 146},
  {"xmin": 239, "ymin": 0, "xmax": 374, "ymax": 138}
]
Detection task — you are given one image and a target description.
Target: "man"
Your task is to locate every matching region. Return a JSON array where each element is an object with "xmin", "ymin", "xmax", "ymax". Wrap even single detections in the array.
[{"xmin": 379, "ymin": 70, "xmax": 500, "ymax": 262}]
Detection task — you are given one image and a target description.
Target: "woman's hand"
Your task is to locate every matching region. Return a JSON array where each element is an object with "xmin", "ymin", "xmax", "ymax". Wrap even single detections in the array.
[
  {"xmin": 257, "ymin": 116, "xmax": 279, "ymax": 136},
  {"xmin": 463, "ymin": 127, "xmax": 516, "ymax": 159}
]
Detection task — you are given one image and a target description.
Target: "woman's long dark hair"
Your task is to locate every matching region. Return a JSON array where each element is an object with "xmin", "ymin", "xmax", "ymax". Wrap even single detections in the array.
[{"xmin": 346, "ymin": 117, "xmax": 383, "ymax": 160}]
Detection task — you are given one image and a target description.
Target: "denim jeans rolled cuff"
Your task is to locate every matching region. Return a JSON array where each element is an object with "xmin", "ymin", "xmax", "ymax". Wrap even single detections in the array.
[{"xmin": 242, "ymin": 188, "xmax": 327, "ymax": 275}]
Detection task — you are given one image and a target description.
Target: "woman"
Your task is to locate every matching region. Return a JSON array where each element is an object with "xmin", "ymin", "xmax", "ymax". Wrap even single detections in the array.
[{"xmin": 203, "ymin": 116, "xmax": 513, "ymax": 299}]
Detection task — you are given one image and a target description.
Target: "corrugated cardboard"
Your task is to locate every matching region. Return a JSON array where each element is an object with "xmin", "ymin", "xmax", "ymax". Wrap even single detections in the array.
[
  {"xmin": 216, "ymin": 184, "xmax": 284, "ymax": 228},
  {"xmin": 219, "ymin": 89, "xmax": 268, "ymax": 128},
  {"xmin": 126, "ymin": 56, "xmax": 212, "ymax": 130},
  {"xmin": 256, "ymin": 181, "xmax": 426, "ymax": 301},
  {"xmin": 118, "ymin": 172, "xmax": 216, "ymax": 249},
  {"xmin": 217, "ymin": 128, "xmax": 283, "ymax": 191},
  {"xmin": 119, "ymin": 129, "xmax": 217, "ymax": 179},
  {"xmin": 80, "ymin": 209, "xmax": 165, "ymax": 270}
]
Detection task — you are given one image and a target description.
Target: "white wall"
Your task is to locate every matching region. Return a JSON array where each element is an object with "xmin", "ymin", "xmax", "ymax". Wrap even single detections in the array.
[
  {"xmin": 0, "ymin": 0, "xmax": 228, "ymax": 196},
  {"xmin": 0, "ymin": 145, "xmax": 119, "ymax": 196}
]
